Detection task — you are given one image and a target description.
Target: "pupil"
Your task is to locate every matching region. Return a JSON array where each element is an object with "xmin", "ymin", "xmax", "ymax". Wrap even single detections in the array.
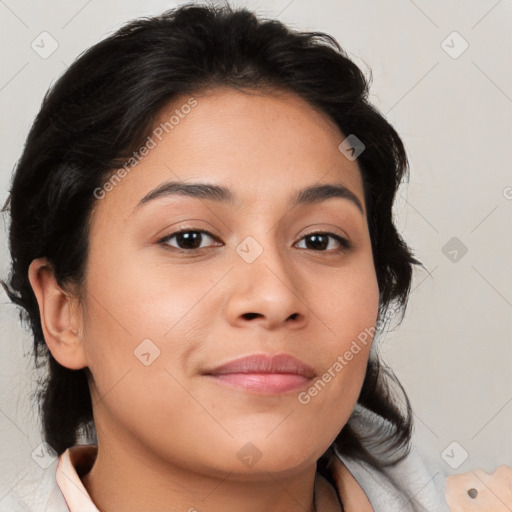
[
  {"xmin": 308, "ymin": 234, "xmax": 327, "ymax": 250},
  {"xmin": 178, "ymin": 232, "xmax": 201, "ymax": 249}
]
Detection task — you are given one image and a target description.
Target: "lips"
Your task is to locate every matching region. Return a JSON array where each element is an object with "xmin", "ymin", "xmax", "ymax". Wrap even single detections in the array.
[
  {"xmin": 204, "ymin": 353, "xmax": 315, "ymax": 379},
  {"xmin": 203, "ymin": 353, "xmax": 316, "ymax": 394}
]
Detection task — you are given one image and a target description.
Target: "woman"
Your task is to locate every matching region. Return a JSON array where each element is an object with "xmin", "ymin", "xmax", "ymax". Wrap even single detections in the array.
[{"xmin": 1, "ymin": 3, "xmax": 510, "ymax": 511}]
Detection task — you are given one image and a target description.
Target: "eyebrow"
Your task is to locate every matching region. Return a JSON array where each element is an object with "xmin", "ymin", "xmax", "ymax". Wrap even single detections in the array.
[{"xmin": 131, "ymin": 181, "xmax": 364, "ymax": 215}]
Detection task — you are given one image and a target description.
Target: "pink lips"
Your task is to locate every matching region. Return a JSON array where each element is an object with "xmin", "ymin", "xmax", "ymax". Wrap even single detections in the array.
[{"xmin": 204, "ymin": 353, "xmax": 315, "ymax": 394}]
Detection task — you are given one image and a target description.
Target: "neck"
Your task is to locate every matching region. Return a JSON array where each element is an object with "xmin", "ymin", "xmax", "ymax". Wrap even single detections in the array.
[{"xmin": 81, "ymin": 429, "xmax": 318, "ymax": 512}]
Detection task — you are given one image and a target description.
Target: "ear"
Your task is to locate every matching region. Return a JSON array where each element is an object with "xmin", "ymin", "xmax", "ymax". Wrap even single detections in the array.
[{"xmin": 28, "ymin": 258, "xmax": 88, "ymax": 370}]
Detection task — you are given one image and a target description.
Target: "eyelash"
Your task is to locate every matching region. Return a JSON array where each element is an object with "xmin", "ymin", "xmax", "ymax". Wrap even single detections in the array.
[{"xmin": 157, "ymin": 228, "xmax": 352, "ymax": 254}]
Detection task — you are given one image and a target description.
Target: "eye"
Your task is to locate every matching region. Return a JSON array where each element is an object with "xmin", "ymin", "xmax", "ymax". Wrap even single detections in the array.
[
  {"xmin": 158, "ymin": 228, "xmax": 352, "ymax": 254},
  {"xmin": 158, "ymin": 229, "xmax": 221, "ymax": 252},
  {"xmin": 295, "ymin": 232, "xmax": 352, "ymax": 252}
]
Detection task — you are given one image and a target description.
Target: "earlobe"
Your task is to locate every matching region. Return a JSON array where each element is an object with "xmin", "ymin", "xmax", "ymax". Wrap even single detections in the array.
[{"xmin": 27, "ymin": 258, "xmax": 88, "ymax": 370}]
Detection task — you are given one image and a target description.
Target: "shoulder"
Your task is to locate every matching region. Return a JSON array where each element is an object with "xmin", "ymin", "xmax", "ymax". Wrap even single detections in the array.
[{"xmin": 0, "ymin": 460, "xmax": 68, "ymax": 512}]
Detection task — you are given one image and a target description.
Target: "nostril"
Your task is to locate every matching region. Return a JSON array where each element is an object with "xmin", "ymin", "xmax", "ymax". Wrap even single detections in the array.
[{"xmin": 243, "ymin": 312, "xmax": 260, "ymax": 320}]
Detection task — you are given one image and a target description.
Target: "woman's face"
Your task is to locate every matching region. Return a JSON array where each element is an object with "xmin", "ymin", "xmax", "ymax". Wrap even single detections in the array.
[{"xmin": 77, "ymin": 87, "xmax": 380, "ymax": 477}]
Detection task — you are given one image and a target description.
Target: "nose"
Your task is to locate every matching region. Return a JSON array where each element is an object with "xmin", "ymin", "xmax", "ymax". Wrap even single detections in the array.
[{"xmin": 223, "ymin": 237, "xmax": 309, "ymax": 331}]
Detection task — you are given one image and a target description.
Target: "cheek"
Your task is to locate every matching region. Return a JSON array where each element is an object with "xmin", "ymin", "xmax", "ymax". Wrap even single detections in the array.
[
  {"xmin": 310, "ymin": 249, "xmax": 380, "ymax": 353},
  {"xmin": 80, "ymin": 245, "xmax": 215, "ymax": 394},
  {"xmin": 84, "ymin": 240, "xmax": 198, "ymax": 341},
  {"xmin": 298, "ymin": 254, "xmax": 379, "ymax": 423}
]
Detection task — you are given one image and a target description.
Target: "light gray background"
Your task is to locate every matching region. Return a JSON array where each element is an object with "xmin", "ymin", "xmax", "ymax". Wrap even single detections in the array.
[{"xmin": 1, "ymin": 0, "xmax": 511, "ymax": 492}]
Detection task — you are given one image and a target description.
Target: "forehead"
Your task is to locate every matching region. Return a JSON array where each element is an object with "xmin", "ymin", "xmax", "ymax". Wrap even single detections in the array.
[{"xmin": 92, "ymin": 86, "xmax": 365, "ymax": 220}]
